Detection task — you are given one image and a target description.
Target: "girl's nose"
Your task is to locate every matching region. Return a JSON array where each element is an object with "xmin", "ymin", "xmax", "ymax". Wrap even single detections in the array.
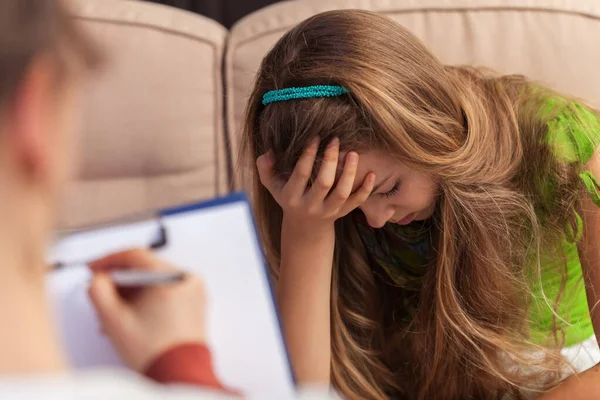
[{"xmin": 359, "ymin": 203, "xmax": 395, "ymax": 229}]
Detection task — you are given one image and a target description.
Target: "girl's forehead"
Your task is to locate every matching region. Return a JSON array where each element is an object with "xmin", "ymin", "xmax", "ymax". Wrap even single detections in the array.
[{"xmin": 335, "ymin": 150, "xmax": 409, "ymax": 192}]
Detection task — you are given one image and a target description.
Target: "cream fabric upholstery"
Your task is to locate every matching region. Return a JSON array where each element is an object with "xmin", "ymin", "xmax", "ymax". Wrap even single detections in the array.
[{"xmin": 62, "ymin": 0, "xmax": 228, "ymax": 228}]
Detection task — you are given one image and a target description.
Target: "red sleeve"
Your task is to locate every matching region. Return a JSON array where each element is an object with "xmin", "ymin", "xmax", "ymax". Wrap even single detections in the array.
[{"xmin": 144, "ymin": 343, "xmax": 230, "ymax": 392}]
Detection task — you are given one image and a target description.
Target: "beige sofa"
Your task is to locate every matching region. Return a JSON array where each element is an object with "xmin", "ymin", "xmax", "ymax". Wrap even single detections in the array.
[{"xmin": 63, "ymin": 0, "xmax": 600, "ymax": 229}]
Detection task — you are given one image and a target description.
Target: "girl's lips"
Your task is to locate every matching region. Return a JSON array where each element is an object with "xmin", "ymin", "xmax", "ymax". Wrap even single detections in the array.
[{"xmin": 392, "ymin": 213, "xmax": 415, "ymax": 225}]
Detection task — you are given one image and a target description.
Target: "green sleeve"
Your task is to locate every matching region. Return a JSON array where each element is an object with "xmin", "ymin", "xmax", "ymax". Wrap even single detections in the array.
[
  {"xmin": 580, "ymin": 171, "xmax": 600, "ymax": 207},
  {"xmin": 543, "ymin": 99, "xmax": 600, "ymax": 206}
]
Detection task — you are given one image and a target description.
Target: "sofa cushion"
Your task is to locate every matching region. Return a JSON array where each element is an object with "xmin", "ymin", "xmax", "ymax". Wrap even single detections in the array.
[
  {"xmin": 62, "ymin": 0, "xmax": 228, "ymax": 229},
  {"xmin": 226, "ymin": 0, "xmax": 600, "ymax": 167}
]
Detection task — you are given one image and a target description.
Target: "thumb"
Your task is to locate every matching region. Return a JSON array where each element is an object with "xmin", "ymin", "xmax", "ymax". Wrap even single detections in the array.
[{"xmin": 89, "ymin": 272, "xmax": 128, "ymax": 329}]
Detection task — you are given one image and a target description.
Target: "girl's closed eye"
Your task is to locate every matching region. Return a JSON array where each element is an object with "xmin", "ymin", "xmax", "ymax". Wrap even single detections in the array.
[{"xmin": 383, "ymin": 181, "xmax": 401, "ymax": 198}]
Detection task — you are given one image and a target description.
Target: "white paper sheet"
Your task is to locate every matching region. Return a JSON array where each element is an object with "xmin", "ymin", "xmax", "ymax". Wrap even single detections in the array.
[{"xmin": 46, "ymin": 196, "xmax": 295, "ymax": 399}]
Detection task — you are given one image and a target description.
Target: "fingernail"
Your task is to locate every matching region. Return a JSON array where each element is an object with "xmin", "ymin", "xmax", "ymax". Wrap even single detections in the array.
[
  {"xmin": 310, "ymin": 136, "xmax": 320, "ymax": 147},
  {"xmin": 328, "ymin": 137, "xmax": 340, "ymax": 148},
  {"xmin": 347, "ymin": 152, "xmax": 358, "ymax": 164},
  {"xmin": 368, "ymin": 173, "xmax": 376, "ymax": 183}
]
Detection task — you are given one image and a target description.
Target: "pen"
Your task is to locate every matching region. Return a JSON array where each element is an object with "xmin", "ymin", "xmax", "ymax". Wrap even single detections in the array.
[
  {"xmin": 51, "ymin": 262, "xmax": 186, "ymax": 288},
  {"xmin": 107, "ymin": 270, "xmax": 187, "ymax": 287}
]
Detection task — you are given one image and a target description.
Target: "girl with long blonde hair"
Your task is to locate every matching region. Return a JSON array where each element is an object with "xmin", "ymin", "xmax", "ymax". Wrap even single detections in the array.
[{"xmin": 239, "ymin": 9, "xmax": 600, "ymax": 399}]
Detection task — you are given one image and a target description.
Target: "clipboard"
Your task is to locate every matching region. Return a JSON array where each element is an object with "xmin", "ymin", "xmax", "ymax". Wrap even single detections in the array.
[{"xmin": 46, "ymin": 193, "xmax": 295, "ymax": 399}]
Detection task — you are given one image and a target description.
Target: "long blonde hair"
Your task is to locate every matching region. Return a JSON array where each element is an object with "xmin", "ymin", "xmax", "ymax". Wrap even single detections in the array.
[{"xmin": 239, "ymin": 10, "xmax": 587, "ymax": 399}]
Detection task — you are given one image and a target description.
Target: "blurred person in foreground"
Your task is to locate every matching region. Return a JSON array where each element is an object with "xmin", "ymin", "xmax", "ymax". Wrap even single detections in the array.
[{"xmin": 0, "ymin": 1, "xmax": 328, "ymax": 399}]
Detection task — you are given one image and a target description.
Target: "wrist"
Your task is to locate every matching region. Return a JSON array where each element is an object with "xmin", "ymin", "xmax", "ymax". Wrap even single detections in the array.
[
  {"xmin": 281, "ymin": 215, "xmax": 335, "ymax": 241},
  {"xmin": 279, "ymin": 217, "xmax": 336, "ymax": 277},
  {"xmin": 125, "ymin": 332, "xmax": 207, "ymax": 373},
  {"xmin": 144, "ymin": 343, "xmax": 229, "ymax": 391}
]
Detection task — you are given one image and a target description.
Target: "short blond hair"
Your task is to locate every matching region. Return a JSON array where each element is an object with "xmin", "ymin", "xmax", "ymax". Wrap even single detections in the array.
[{"xmin": 0, "ymin": 0, "xmax": 102, "ymax": 105}]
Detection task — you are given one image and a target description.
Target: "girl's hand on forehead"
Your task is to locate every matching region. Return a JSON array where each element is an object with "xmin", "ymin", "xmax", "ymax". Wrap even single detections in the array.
[{"xmin": 256, "ymin": 137, "xmax": 375, "ymax": 227}]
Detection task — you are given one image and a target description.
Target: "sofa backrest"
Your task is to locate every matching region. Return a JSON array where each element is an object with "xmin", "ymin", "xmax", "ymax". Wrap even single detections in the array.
[
  {"xmin": 226, "ymin": 0, "xmax": 600, "ymax": 159},
  {"xmin": 62, "ymin": 0, "xmax": 228, "ymax": 229}
]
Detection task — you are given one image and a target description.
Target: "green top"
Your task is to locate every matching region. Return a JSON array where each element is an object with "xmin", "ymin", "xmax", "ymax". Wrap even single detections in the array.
[
  {"xmin": 354, "ymin": 96, "xmax": 600, "ymax": 347},
  {"xmin": 529, "ymin": 99, "xmax": 600, "ymax": 346}
]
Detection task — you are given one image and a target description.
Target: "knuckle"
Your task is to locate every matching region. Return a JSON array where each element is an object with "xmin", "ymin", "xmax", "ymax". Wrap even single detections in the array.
[
  {"xmin": 303, "ymin": 148, "xmax": 318, "ymax": 158},
  {"xmin": 343, "ymin": 168, "xmax": 358, "ymax": 180},
  {"xmin": 285, "ymin": 197, "xmax": 301, "ymax": 209},
  {"xmin": 322, "ymin": 153, "xmax": 338, "ymax": 163},
  {"xmin": 189, "ymin": 276, "xmax": 206, "ymax": 291},
  {"xmin": 258, "ymin": 174, "xmax": 269, "ymax": 186},
  {"xmin": 299, "ymin": 152, "xmax": 317, "ymax": 164},
  {"xmin": 323, "ymin": 209, "xmax": 339, "ymax": 220},
  {"xmin": 357, "ymin": 197, "xmax": 369, "ymax": 208},
  {"xmin": 295, "ymin": 169, "xmax": 311, "ymax": 181},
  {"xmin": 360, "ymin": 183, "xmax": 374, "ymax": 195},
  {"xmin": 256, "ymin": 157, "xmax": 270, "ymax": 172},
  {"xmin": 334, "ymin": 190, "xmax": 349, "ymax": 201},
  {"xmin": 354, "ymin": 193, "xmax": 368, "ymax": 204},
  {"xmin": 258, "ymin": 177, "xmax": 272, "ymax": 190},
  {"xmin": 344, "ymin": 159, "xmax": 358, "ymax": 171},
  {"xmin": 256, "ymin": 167, "xmax": 263, "ymax": 177},
  {"xmin": 122, "ymin": 248, "xmax": 149, "ymax": 262},
  {"xmin": 316, "ymin": 178, "xmax": 333, "ymax": 190},
  {"xmin": 306, "ymin": 207, "xmax": 321, "ymax": 218},
  {"xmin": 331, "ymin": 192, "xmax": 348, "ymax": 204}
]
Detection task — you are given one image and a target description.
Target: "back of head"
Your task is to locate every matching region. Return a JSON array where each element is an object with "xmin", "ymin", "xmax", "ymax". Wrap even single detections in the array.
[
  {"xmin": 0, "ymin": 0, "xmax": 101, "ymax": 111},
  {"xmin": 241, "ymin": 9, "xmax": 568, "ymax": 400},
  {"xmin": 0, "ymin": 0, "xmax": 102, "ymax": 268},
  {"xmin": 243, "ymin": 10, "xmax": 465, "ymax": 176}
]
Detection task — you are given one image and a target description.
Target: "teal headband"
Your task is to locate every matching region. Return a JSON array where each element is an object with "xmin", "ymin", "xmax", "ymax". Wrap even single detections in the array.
[{"xmin": 261, "ymin": 85, "xmax": 348, "ymax": 106}]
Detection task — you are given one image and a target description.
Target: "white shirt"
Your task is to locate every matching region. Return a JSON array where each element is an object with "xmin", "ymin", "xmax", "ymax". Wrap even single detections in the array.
[{"xmin": 0, "ymin": 369, "xmax": 340, "ymax": 400}]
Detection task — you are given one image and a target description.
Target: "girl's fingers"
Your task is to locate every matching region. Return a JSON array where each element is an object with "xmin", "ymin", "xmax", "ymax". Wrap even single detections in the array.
[
  {"xmin": 307, "ymin": 138, "xmax": 340, "ymax": 203},
  {"xmin": 256, "ymin": 150, "xmax": 285, "ymax": 204},
  {"xmin": 256, "ymin": 152, "xmax": 274, "ymax": 186},
  {"xmin": 324, "ymin": 151, "xmax": 358, "ymax": 208},
  {"xmin": 257, "ymin": 142, "xmax": 369, "ymax": 221},
  {"xmin": 340, "ymin": 172, "xmax": 376, "ymax": 215},
  {"xmin": 284, "ymin": 137, "xmax": 320, "ymax": 200}
]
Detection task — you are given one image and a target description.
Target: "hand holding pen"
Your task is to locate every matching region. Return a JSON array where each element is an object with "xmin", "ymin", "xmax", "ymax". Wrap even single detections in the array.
[{"xmin": 88, "ymin": 249, "xmax": 206, "ymax": 372}]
